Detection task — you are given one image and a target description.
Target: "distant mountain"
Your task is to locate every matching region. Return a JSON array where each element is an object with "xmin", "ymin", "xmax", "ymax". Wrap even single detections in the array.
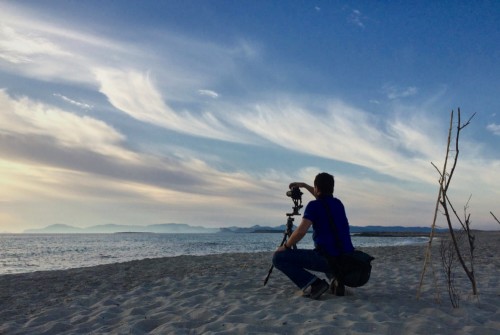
[
  {"xmin": 24, "ymin": 224, "xmax": 84, "ymax": 234},
  {"xmin": 23, "ymin": 223, "xmax": 447, "ymax": 234},
  {"xmin": 24, "ymin": 223, "xmax": 219, "ymax": 234}
]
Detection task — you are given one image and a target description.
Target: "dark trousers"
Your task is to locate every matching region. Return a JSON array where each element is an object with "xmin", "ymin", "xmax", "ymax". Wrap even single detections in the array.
[{"xmin": 272, "ymin": 249, "xmax": 333, "ymax": 290}]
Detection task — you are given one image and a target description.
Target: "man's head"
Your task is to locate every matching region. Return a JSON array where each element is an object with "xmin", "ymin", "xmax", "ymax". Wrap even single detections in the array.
[{"xmin": 314, "ymin": 172, "xmax": 335, "ymax": 196}]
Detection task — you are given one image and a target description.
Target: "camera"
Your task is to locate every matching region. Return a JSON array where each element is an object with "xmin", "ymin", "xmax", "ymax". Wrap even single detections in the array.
[{"xmin": 286, "ymin": 187, "xmax": 303, "ymax": 200}]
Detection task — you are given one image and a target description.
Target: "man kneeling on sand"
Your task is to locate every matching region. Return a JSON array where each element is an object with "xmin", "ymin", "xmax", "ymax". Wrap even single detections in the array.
[{"xmin": 273, "ymin": 172, "xmax": 354, "ymax": 299}]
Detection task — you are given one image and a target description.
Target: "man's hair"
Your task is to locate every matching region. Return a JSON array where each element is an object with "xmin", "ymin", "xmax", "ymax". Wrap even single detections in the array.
[{"xmin": 314, "ymin": 172, "xmax": 335, "ymax": 195}]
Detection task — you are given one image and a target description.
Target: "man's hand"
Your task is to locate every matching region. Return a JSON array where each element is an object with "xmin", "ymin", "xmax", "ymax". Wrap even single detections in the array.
[
  {"xmin": 289, "ymin": 182, "xmax": 315, "ymax": 197},
  {"xmin": 289, "ymin": 182, "xmax": 303, "ymax": 189},
  {"xmin": 275, "ymin": 245, "xmax": 287, "ymax": 253}
]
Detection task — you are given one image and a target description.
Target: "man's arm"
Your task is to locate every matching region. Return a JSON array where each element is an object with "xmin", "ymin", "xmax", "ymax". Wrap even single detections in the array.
[{"xmin": 275, "ymin": 218, "xmax": 312, "ymax": 252}]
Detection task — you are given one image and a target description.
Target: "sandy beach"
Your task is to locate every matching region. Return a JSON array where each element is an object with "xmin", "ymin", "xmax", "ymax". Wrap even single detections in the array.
[{"xmin": 1, "ymin": 231, "xmax": 499, "ymax": 334}]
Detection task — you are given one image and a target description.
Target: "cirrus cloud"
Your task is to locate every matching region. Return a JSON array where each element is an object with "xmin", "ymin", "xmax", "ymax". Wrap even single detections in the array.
[{"xmin": 486, "ymin": 123, "xmax": 500, "ymax": 135}]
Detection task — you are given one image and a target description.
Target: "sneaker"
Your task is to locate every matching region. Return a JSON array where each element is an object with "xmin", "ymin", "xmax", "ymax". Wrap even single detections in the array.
[
  {"xmin": 308, "ymin": 279, "xmax": 329, "ymax": 300},
  {"xmin": 330, "ymin": 279, "xmax": 345, "ymax": 296}
]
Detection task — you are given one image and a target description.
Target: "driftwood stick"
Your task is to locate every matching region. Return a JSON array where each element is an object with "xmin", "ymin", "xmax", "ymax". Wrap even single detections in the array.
[
  {"xmin": 441, "ymin": 110, "xmax": 477, "ymax": 295},
  {"xmin": 417, "ymin": 111, "xmax": 454, "ymax": 299}
]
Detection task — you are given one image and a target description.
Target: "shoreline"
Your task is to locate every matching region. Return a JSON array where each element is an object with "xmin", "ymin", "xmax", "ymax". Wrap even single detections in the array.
[{"xmin": 1, "ymin": 232, "xmax": 499, "ymax": 334}]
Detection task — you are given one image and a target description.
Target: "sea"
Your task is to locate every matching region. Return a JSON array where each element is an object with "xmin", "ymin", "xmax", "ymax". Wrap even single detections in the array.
[{"xmin": 0, "ymin": 233, "xmax": 428, "ymax": 275}]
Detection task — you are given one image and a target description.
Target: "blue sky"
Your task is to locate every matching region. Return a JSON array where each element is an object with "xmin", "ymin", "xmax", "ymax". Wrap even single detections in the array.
[{"xmin": 0, "ymin": 1, "xmax": 499, "ymax": 233}]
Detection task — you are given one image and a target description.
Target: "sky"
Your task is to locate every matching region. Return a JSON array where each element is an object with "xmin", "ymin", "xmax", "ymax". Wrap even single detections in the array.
[{"xmin": 0, "ymin": 1, "xmax": 499, "ymax": 233}]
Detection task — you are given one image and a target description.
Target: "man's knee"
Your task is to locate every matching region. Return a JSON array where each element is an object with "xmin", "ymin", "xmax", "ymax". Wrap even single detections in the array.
[{"xmin": 272, "ymin": 251, "xmax": 286, "ymax": 269}]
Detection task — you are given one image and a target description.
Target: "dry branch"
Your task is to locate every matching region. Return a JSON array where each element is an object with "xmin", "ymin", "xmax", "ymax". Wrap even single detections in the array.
[
  {"xmin": 491, "ymin": 212, "xmax": 500, "ymax": 225},
  {"xmin": 417, "ymin": 108, "xmax": 478, "ymax": 301}
]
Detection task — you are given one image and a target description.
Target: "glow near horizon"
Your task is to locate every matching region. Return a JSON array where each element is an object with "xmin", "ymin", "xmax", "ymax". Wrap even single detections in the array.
[{"xmin": 0, "ymin": 1, "xmax": 499, "ymax": 233}]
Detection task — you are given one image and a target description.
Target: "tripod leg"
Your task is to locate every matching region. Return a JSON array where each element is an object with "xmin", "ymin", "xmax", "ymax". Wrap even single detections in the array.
[
  {"xmin": 263, "ymin": 265, "xmax": 274, "ymax": 286},
  {"xmin": 263, "ymin": 233, "xmax": 289, "ymax": 286}
]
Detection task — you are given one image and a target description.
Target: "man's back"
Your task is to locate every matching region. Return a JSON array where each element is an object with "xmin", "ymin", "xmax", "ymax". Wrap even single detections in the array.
[{"xmin": 304, "ymin": 195, "xmax": 354, "ymax": 256}]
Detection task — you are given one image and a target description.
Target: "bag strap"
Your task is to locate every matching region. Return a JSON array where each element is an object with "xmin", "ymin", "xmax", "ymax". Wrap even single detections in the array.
[
  {"xmin": 319, "ymin": 198, "xmax": 344, "ymax": 255},
  {"xmin": 319, "ymin": 198, "xmax": 349, "ymax": 283}
]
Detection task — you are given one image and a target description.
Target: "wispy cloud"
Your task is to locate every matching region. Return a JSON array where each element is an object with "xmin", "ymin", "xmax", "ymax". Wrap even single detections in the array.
[
  {"xmin": 235, "ymin": 98, "xmax": 440, "ymax": 184},
  {"xmin": 0, "ymin": 90, "xmax": 129, "ymax": 159},
  {"xmin": 486, "ymin": 123, "xmax": 500, "ymax": 135},
  {"xmin": 0, "ymin": 24, "xmax": 71, "ymax": 64},
  {"xmin": 198, "ymin": 89, "xmax": 219, "ymax": 98},
  {"xmin": 53, "ymin": 93, "xmax": 93, "ymax": 110},
  {"xmin": 383, "ymin": 85, "xmax": 418, "ymax": 100},
  {"xmin": 1, "ymin": 21, "xmax": 102, "ymax": 88},
  {"xmin": 349, "ymin": 9, "xmax": 366, "ymax": 28},
  {"xmin": 93, "ymin": 68, "xmax": 252, "ymax": 143}
]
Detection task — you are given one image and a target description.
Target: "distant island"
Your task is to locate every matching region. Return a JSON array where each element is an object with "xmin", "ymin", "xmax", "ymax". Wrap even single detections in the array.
[{"xmin": 22, "ymin": 223, "xmax": 448, "ymax": 235}]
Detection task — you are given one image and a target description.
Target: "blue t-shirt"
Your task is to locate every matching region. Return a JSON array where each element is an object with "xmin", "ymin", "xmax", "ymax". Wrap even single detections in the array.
[{"xmin": 303, "ymin": 195, "xmax": 354, "ymax": 256}]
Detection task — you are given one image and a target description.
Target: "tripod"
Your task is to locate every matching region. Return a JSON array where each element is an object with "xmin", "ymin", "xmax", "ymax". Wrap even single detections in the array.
[{"xmin": 263, "ymin": 189, "xmax": 303, "ymax": 286}]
